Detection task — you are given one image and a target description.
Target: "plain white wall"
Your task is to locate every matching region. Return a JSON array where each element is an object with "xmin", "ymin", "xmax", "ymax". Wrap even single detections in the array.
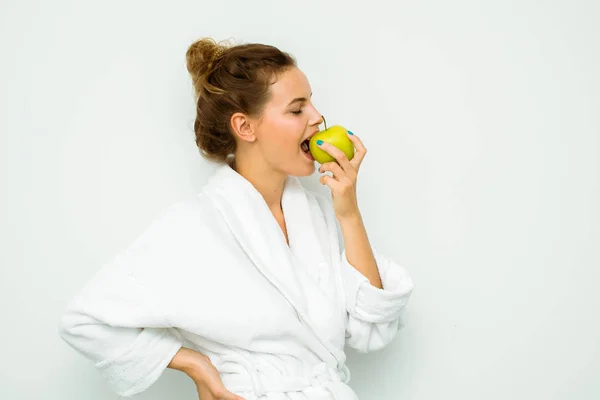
[{"xmin": 1, "ymin": 0, "xmax": 598, "ymax": 399}]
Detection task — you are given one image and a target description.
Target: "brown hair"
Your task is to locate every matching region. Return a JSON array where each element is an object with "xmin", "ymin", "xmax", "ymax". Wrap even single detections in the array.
[{"xmin": 185, "ymin": 37, "xmax": 297, "ymax": 163}]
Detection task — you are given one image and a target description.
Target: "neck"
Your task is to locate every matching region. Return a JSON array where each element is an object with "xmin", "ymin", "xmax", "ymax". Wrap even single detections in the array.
[{"xmin": 230, "ymin": 155, "xmax": 288, "ymax": 212}]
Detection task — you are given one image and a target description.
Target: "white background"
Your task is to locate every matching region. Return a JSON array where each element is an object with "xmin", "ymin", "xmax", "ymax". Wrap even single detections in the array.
[{"xmin": 1, "ymin": 1, "xmax": 598, "ymax": 399}]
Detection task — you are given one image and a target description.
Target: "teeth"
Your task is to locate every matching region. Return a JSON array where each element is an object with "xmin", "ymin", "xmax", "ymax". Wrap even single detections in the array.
[{"xmin": 301, "ymin": 141, "xmax": 309, "ymax": 152}]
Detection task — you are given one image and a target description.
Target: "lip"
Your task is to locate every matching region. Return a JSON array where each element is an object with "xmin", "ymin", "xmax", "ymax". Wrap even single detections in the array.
[
  {"xmin": 302, "ymin": 147, "xmax": 315, "ymax": 161},
  {"xmin": 303, "ymin": 129, "xmax": 320, "ymax": 143}
]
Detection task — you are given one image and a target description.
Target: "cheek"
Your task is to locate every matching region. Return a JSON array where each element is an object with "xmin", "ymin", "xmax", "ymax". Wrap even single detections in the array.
[
  {"xmin": 267, "ymin": 119, "xmax": 304, "ymax": 150},
  {"xmin": 275, "ymin": 132, "xmax": 301, "ymax": 154}
]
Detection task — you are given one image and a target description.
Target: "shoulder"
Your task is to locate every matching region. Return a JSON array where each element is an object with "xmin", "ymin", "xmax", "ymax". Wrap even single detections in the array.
[
  {"xmin": 126, "ymin": 193, "xmax": 217, "ymax": 252},
  {"xmin": 156, "ymin": 193, "xmax": 214, "ymax": 222},
  {"xmin": 112, "ymin": 193, "xmax": 222, "ymax": 280}
]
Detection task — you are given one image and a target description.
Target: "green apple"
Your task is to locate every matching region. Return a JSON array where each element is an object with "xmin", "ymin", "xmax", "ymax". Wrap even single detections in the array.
[{"xmin": 309, "ymin": 122, "xmax": 355, "ymax": 164}]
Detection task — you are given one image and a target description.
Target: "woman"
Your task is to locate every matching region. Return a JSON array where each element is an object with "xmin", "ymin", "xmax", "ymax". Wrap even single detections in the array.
[{"xmin": 58, "ymin": 37, "xmax": 414, "ymax": 400}]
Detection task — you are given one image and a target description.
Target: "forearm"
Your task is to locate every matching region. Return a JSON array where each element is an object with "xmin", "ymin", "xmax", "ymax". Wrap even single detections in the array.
[{"xmin": 339, "ymin": 213, "xmax": 383, "ymax": 289}]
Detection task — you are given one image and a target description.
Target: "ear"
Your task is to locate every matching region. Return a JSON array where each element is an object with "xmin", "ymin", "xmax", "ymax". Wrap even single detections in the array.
[{"xmin": 230, "ymin": 112, "xmax": 256, "ymax": 143}]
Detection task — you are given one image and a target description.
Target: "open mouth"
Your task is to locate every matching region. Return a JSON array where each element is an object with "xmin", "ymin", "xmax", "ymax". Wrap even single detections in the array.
[
  {"xmin": 300, "ymin": 138, "xmax": 315, "ymax": 161},
  {"xmin": 301, "ymin": 139, "xmax": 310, "ymax": 154}
]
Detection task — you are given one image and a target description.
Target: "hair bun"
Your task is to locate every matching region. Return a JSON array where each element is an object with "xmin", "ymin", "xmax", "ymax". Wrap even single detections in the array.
[{"xmin": 185, "ymin": 37, "xmax": 227, "ymax": 95}]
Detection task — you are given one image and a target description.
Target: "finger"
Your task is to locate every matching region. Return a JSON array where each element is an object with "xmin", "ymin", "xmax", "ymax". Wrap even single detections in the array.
[
  {"xmin": 345, "ymin": 131, "xmax": 367, "ymax": 171},
  {"xmin": 320, "ymin": 174, "xmax": 343, "ymax": 192},
  {"xmin": 319, "ymin": 161, "xmax": 353, "ymax": 183},
  {"xmin": 316, "ymin": 141, "xmax": 353, "ymax": 174}
]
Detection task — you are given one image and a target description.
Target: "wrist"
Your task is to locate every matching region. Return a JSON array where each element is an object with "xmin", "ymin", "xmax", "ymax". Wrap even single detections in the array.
[
  {"xmin": 168, "ymin": 347, "xmax": 208, "ymax": 381},
  {"xmin": 338, "ymin": 211, "xmax": 362, "ymax": 226}
]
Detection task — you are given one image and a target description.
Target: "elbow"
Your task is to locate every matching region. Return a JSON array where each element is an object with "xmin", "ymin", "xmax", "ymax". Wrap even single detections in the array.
[
  {"xmin": 346, "ymin": 333, "xmax": 390, "ymax": 354},
  {"xmin": 345, "ymin": 315, "xmax": 404, "ymax": 353},
  {"xmin": 57, "ymin": 309, "xmax": 79, "ymax": 343},
  {"xmin": 57, "ymin": 307, "xmax": 96, "ymax": 345},
  {"xmin": 348, "ymin": 332, "xmax": 397, "ymax": 354}
]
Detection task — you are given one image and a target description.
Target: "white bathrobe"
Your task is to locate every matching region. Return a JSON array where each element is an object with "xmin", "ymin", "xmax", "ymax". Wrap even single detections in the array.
[{"xmin": 58, "ymin": 160, "xmax": 414, "ymax": 400}]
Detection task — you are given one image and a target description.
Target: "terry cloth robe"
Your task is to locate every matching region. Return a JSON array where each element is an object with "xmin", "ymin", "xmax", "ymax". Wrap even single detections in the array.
[{"xmin": 58, "ymin": 160, "xmax": 414, "ymax": 400}]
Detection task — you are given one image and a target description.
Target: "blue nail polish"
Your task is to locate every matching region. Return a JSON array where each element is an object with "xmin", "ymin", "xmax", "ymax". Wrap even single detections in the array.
[
  {"xmin": 348, "ymin": 130, "xmax": 354, "ymax": 135},
  {"xmin": 316, "ymin": 140, "xmax": 323, "ymax": 145}
]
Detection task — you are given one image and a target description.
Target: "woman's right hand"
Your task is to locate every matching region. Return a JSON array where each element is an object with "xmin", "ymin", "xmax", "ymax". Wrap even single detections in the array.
[
  {"xmin": 190, "ymin": 355, "xmax": 246, "ymax": 400},
  {"xmin": 168, "ymin": 347, "xmax": 245, "ymax": 400}
]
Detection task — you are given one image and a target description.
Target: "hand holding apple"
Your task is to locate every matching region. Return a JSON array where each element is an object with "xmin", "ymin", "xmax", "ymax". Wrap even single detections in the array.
[
  {"xmin": 314, "ymin": 118, "xmax": 368, "ymax": 220},
  {"xmin": 309, "ymin": 118, "xmax": 355, "ymax": 164}
]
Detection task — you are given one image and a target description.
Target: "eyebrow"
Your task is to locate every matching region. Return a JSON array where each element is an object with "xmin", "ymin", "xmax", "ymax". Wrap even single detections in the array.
[{"xmin": 287, "ymin": 92, "xmax": 313, "ymax": 106}]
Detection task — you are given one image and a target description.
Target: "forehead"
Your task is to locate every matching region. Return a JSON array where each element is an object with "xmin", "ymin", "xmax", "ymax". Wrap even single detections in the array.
[{"xmin": 268, "ymin": 67, "xmax": 312, "ymax": 106}]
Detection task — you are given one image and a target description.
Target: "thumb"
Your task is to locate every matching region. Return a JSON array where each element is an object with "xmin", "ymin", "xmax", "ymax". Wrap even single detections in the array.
[{"xmin": 222, "ymin": 391, "xmax": 246, "ymax": 400}]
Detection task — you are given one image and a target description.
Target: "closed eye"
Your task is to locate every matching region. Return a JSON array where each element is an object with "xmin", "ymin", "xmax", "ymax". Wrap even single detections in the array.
[{"xmin": 291, "ymin": 110, "xmax": 303, "ymax": 115}]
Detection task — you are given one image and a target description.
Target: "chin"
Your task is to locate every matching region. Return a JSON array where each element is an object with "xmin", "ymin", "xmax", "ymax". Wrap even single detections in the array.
[
  {"xmin": 284, "ymin": 158, "xmax": 316, "ymax": 177},
  {"xmin": 297, "ymin": 162, "xmax": 316, "ymax": 177}
]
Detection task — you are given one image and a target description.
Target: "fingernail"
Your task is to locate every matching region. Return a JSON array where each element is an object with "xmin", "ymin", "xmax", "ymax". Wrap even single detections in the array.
[
  {"xmin": 348, "ymin": 130, "xmax": 354, "ymax": 135},
  {"xmin": 316, "ymin": 140, "xmax": 323, "ymax": 145}
]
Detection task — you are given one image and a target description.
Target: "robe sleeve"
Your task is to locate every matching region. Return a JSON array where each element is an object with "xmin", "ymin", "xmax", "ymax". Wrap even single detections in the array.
[
  {"xmin": 340, "ymin": 247, "xmax": 413, "ymax": 353},
  {"xmin": 309, "ymin": 190, "xmax": 414, "ymax": 353},
  {"xmin": 57, "ymin": 203, "xmax": 188, "ymax": 397}
]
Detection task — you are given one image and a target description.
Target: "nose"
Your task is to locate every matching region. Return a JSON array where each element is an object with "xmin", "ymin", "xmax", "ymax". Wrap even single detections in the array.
[{"xmin": 311, "ymin": 109, "xmax": 324, "ymax": 126}]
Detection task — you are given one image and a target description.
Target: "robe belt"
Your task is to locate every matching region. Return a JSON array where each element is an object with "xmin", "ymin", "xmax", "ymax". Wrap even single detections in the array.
[{"xmin": 219, "ymin": 357, "xmax": 356, "ymax": 399}]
